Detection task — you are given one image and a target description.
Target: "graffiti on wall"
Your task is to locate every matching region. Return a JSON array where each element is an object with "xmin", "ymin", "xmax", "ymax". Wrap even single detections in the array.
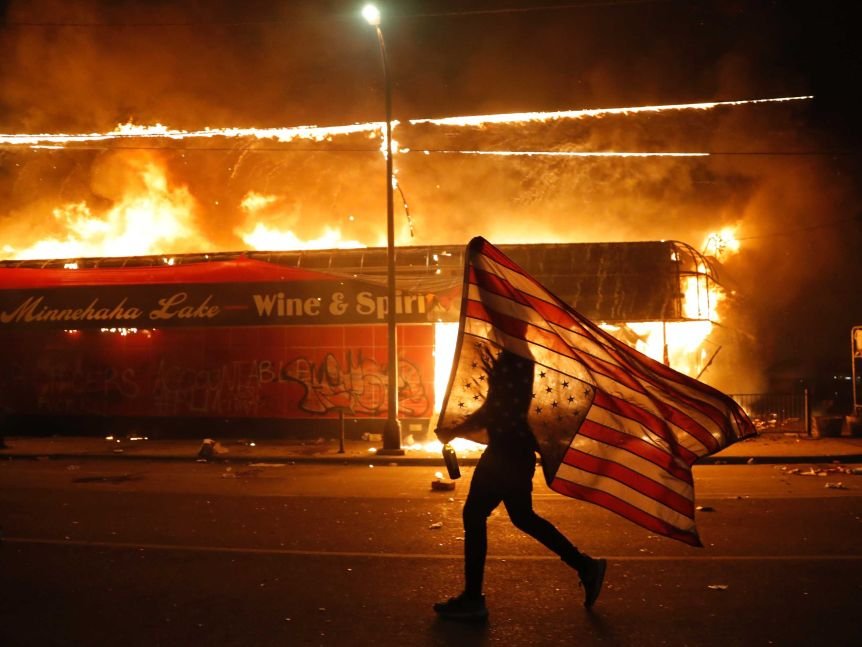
[
  {"xmin": 152, "ymin": 359, "xmax": 262, "ymax": 417},
  {"xmin": 2, "ymin": 347, "xmax": 431, "ymax": 419},
  {"xmin": 269, "ymin": 351, "xmax": 430, "ymax": 417},
  {"xmin": 28, "ymin": 355, "xmax": 140, "ymax": 415}
]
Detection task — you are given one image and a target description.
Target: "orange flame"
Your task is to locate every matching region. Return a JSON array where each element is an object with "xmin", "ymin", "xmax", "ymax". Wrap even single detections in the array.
[{"xmin": 7, "ymin": 156, "xmax": 206, "ymax": 260}]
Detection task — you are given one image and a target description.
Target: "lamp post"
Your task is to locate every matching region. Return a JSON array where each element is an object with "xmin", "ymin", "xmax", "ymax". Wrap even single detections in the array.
[{"xmin": 363, "ymin": 4, "xmax": 403, "ymax": 454}]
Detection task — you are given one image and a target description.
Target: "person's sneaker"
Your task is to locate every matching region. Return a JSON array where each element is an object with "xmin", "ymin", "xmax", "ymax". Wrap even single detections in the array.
[
  {"xmin": 433, "ymin": 592, "xmax": 488, "ymax": 621},
  {"xmin": 580, "ymin": 558, "xmax": 607, "ymax": 609}
]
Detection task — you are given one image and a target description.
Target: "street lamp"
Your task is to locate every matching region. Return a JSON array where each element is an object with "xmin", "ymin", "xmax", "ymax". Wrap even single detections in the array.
[{"xmin": 363, "ymin": 4, "xmax": 403, "ymax": 454}]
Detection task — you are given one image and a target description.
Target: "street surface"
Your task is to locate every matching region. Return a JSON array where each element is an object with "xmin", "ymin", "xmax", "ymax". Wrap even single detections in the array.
[{"xmin": 1, "ymin": 457, "xmax": 860, "ymax": 646}]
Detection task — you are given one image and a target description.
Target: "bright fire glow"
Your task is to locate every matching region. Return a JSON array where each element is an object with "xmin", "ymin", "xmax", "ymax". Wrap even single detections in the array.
[
  {"xmin": 239, "ymin": 222, "xmax": 365, "ymax": 251},
  {"xmin": 703, "ymin": 227, "xmax": 741, "ymax": 261},
  {"xmin": 600, "ymin": 320, "xmax": 715, "ymax": 377},
  {"xmin": 0, "ymin": 96, "xmax": 812, "ymax": 148},
  {"xmin": 236, "ymin": 190, "xmax": 365, "ymax": 251},
  {"xmin": 409, "ymin": 95, "xmax": 812, "ymax": 127},
  {"xmin": 423, "ymin": 150, "xmax": 709, "ymax": 158},
  {"xmin": 7, "ymin": 157, "xmax": 206, "ymax": 260},
  {"xmin": 681, "ymin": 265, "xmax": 722, "ymax": 321},
  {"xmin": 0, "ymin": 121, "xmax": 384, "ymax": 147},
  {"xmin": 404, "ymin": 436, "xmax": 487, "ymax": 455},
  {"xmin": 434, "ymin": 322, "xmax": 460, "ymax": 412}
]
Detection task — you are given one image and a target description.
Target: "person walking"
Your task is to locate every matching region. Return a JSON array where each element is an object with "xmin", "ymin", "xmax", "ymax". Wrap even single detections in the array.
[{"xmin": 434, "ymin": 349, "xmax": 606, "ymax": 621}]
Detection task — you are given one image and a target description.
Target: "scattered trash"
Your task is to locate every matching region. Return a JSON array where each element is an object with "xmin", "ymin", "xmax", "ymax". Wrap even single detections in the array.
[
  {"xmin": 696, "ymin": 506, "xmax": 715, "ymax": 512},
  {"xmin": 431, "ymin": 470, "xmax": 457, "ymax": 491},
  {"xmin": 198, "ymin": 438, "xmax": 228, "ymax": 460},
  {"xmin": 429, "ymin": 521, "xmax": 443, "ymax": 530},
  {"xmin": 222, "ymin": 467, "xmax": 261, "ymax": 479},
  {"xmin": 825, "ymin": 482, "xmax": 847, "ymax": 489},
  {"xmin": 707, "ymin": 584, "xmax": 729, "ymax": 591},
  {"xmin": 783, "ymin": 465, "xmax": 859, "ymax": 477},
  {"xmin": 248, "ymin": 463, "xmax": 286, "ymax": 468},
  {"xmin": 431, "ymin": 479, "xmax": 456, "ymax": 491},
  {"xmin": 73, "ymin": 473, "xmax": 141, "ymax": 484},
  {"xmin": 746, "ymin": 458, "xmax": 755, "ymax": 464}
]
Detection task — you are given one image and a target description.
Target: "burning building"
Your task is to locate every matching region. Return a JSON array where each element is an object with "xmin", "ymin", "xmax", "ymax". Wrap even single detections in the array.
[{"xmin": 0, "ymin": 239, "xmax": 735, "ymax": 439}]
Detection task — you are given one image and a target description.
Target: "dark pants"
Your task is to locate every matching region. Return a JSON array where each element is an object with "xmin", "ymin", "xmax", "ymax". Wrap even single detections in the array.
[{"xmin": 463, "ymin": 447, "xmax": 587, "ymax": 597}]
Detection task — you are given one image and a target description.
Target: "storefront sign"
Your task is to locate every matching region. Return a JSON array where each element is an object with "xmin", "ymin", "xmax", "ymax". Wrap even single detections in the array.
[{"xmin": 0, "ymin": 281, "xmax": 434, "ymax": 329}]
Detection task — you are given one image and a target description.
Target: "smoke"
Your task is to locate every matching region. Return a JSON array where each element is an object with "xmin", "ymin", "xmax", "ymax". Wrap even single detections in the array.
[{"xmin": 1, "ymin": 0, "xmax": 859, "ymax": 392}]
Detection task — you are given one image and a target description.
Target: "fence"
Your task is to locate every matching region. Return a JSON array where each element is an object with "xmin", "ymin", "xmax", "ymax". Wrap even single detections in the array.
[{"xmin": 730, "ymin": 391, "xmax": 810, "ymax": 434}]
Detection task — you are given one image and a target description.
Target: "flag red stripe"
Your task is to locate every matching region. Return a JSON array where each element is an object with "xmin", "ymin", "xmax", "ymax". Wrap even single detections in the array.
[
  {"xmin": 514, "ymin": 281, "xmax": 737, "ymax": 441},
  {"xmin": 550, "ymin": 477, "xmax": 702, "ymax": 546},
  {"xmin": 577, "ymin": 418, "xmax": 694, "ymax": 484},
  {"xmin": 470, "ymin": 266, "xmax": 535, "ymax": 309},
  {"xmin": 466, "ymin": 295, "xmax": 717, "ymax": 455},
  {"xmin": 465, "ymin": 301, "xmax": 708, "ymax": 461},
  {"xmin": 562, "ymin": 448, "xmax": 694, "ymax": 517},
  {"xmin": 589, "ymin": 389, "xmax": 687, "ymax": 453},
  {"xmin": 469, "ymin": 238, "xmax": 527, "ymax": 274},
  {"xmin": 470, "ymin": 266, "xmax": 738, "ymax": 445},
  {"xmin": 472, "ymin": 256, "xmax": 725, "ymax": 424}
]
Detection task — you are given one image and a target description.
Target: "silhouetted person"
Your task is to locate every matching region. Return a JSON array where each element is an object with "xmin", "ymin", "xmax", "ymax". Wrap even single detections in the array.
[{"xmin": 434, "ymin": 349, "xmax": 606, "ymax": 621}]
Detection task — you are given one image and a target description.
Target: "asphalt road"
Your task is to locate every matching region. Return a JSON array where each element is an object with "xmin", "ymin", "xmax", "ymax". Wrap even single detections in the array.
[{"xmin": 1, "ymin": 458, "xmax": 860, "ymax": 647}]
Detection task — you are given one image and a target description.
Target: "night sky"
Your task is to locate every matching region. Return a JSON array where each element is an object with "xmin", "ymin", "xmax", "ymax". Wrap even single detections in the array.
[{"xmin": 1, "ymin": 0, "xmax": 860, "ymax": 399}]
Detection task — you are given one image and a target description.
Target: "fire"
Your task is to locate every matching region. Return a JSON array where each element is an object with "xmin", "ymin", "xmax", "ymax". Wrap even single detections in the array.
[
  {"xmin": 7, "ymin": 155, "xmax": 206, "ymax": 260},
  {"xmin": 433, "ymin": 322, "xmax": 460, "ymax": 412},
  {"xmin": 240, "ymin": 191, "xmax": 278, "ymax": 212},
  {"xmin": 682, "ymin": 264, "xmax": 721, "ymax": 321},
  {"xmin": 423, "ymin": 150, "xmax": 709, "ymax": 158},
  {"xmin": 703, "ymin": 227, "xmax": 741, "ymax": 261},
  {"xmin": 236, "ymin": 190, "xmax": 365, "ymax": 251},
  {"xmin": 408, "ymin": 95, "xmax": 812, "ymax": 128},
  {"xmin": 239, "ymin": 223, "xmax": 364, "ymax": 251},
  {"xmin": 0, "ymin": 120, "xmax": 383, "ymax": 147},
  {"xmin": 0, "ymin": 95, "xmax": 812, "ymax": 149}
]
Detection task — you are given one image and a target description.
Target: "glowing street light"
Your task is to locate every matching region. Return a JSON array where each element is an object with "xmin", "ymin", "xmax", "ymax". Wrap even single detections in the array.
[
  {"xmin": 361, "ymin": 4, "xmax": 380, "ymax": 26},
  {"xmin": 363, "ymin": 4, "xmax": 403, "ymax": 454}
]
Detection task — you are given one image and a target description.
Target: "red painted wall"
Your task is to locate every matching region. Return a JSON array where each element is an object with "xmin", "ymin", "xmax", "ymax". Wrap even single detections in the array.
[{"xmin": 0, "ymin": 324, "xmax": 435, "ymax": 421}]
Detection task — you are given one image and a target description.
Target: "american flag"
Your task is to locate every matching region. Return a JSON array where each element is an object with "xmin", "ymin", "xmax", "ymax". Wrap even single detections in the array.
[{"xmin": 436, "ymin": 237, "xmax": 756, "ymax": 546}]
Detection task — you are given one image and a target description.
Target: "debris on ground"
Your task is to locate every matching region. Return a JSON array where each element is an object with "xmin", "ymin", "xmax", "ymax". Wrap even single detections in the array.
[
  {"xmin": 429, "ymin": 521, "xmax": 443, "ymax": 530},
  {"xmin": 707, "ymin": 584, "xmax": 729, "ymax": 591},
  {"xmin": 780, "ymin": 464, "xmax": 859, "ymax": 477},
  {"xmin": 431, "ymin": 480, "xmax": 456, "ymax": 491},
  {"xmin": 825, "ymin": 482, "xmax": 848, "ymax": 489},
  {"xmin": 431, "ymin": 471, "xmax": 457, "ymax": 491},
  {"xmin": 198, "ymin": 438, "xmax": 228, "ymax": 460}
]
